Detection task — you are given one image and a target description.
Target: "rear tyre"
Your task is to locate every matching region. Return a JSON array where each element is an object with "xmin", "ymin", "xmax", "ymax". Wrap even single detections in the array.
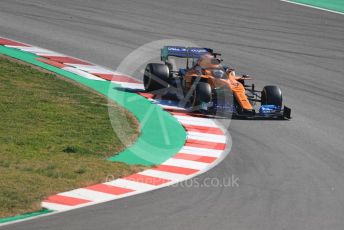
[
  {"xmin": 143, "ymin": 63, "xmax": 169, "ymax": 92},
  {"xmin": 261, "ymin": 85, "xmax": 282, "ymax": 106}
]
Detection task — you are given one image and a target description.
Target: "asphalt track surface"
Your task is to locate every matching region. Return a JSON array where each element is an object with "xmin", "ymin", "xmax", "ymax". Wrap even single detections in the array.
[{"xmin": 1, "ymin": 0, "xmax": 344, "ymax": 229}]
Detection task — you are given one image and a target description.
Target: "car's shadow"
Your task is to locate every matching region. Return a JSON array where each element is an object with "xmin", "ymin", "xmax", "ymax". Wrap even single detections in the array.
[{"xmin": 113, "ymin": 87, "xmax": 290, "ymax": 121}]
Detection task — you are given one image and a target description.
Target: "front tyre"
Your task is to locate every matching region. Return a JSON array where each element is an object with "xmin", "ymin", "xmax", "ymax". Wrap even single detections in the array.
[{"xmin": 261, "ymin": 85, "xmax": 283, "ymax": 106}]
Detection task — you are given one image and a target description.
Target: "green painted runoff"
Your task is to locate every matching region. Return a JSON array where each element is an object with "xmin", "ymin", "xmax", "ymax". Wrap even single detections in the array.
[
  {"xmin": 288, "ymin": 0, "xmax": 344, "ymax": 13},
  {"xmin": 0, "ymin": 209, "xmax": 52, "ymax": 224},
  {"xmin": 0, "ymin": 45, "xmax": 186, "ymax": 166}
]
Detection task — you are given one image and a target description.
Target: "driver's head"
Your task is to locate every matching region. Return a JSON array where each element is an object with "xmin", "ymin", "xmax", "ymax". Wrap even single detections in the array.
[{"xmin": 197, "ymin": 54, "xmax": 220, "ymax": 69}]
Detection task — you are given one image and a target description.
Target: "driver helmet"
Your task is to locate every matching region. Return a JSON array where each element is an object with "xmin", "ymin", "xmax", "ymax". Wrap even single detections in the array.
[{"xmin": 197, "ymin": 54, "xmax": 221, "ymax": 69}]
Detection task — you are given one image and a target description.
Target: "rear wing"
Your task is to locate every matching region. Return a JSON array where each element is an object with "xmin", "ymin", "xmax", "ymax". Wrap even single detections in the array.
[{"xmin": 161, "ymin": 46, "xmax": 214, "ymax": 61}]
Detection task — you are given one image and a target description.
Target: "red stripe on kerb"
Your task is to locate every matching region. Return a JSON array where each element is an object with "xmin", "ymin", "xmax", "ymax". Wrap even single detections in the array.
[
  {"xmin": 0, "ymin": 38, "xmax": 29, "ymax": 47},
  {"xmin": 123, "ymin": 174, "xmax": 171, "ymax": 185},
  {"xmin": 173, "ymin": 153, "xmax": 217, "ymax": 163},
  {"xmin": 185, "ymin": 139, "xmax": 226, "ymax": 150},
  {"xmin": 43, "ymin": 195, "xmax": 91, "ymax": 206},
  {"xmin": 183, "ymin": 124, "xmax": 224, "ymax": 135},
  {"xmin": 93, "ymin": 73, "xmax": 140, "ymax": 83},
  {"xmin": 91, "ymin": 74, "xmax": 113, "ymax": 81},
  {"xmin": 153, "ymin": 165, "xmax": 199, "ymax": 175},
  {"xmin": 36, "ymin": 58, "xmax": 67, "ymax": 68},
  {"xmin": 86, "ymin": 184, "xmax": 134, "ymax": 195},
  {"xmin": 40, "ymin": 55, "xmax": 91, "ymax": 65},
  {"xmin": 137, "ymin": 92, "xmax": 155, "ymax": 99}
]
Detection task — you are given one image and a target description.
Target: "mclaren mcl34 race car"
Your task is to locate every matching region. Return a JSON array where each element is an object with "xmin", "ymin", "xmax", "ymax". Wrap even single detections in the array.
[{"xmin": 143, "ymin": 46, "xmax": 291, "ymax": 119}]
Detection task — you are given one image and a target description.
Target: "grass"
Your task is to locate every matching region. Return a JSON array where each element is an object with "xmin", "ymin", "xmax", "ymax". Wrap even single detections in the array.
[{"xmin": 0, "ymin": 56, "xmax": 142, "ymax": 218}]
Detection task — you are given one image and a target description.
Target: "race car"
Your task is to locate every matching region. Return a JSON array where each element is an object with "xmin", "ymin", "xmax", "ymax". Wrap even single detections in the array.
[{"xmin": 143, "ymin": 46, "xmax": 291, "ymax": 119}]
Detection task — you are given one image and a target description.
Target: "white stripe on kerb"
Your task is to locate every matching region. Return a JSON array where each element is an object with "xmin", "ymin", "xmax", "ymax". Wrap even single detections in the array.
[
  {"xmin": 187, "ymin": 131, "xmax": 226, "ymax": 143},
  {"xmin": 4, "ymin": 45, "xmax": 31, "ymax": 49},
  {"xmin": 59, "ymin": 188, "xmax": 116, "ymax": 201},
  {"xmin": 174, "ymin": 115, "xmax": 218, "ymax": 127},
  {"xmin": 163, "ymin": 158, "xmax": 209, "ymax": 170},
  {"xmin": 139, "ymin": 169, "xmax": 186, "ymax": 181},
  {"xmin": 62, "ymin": 67, "xmax": 105, "ymax": 81},
  {"xmin": 17, "ymin": 46, "xmax": 65, "ymax": 56},
  {"xmin": 41, "ymin": 202, "xmax": 73, "ymax": 211},
  {"xmin": 178, "ymin": 146, "xmax": 223, "ymax": 157},
  {"xmin": 105, "ymin": 179, "xmax": 155, "ymax": 191}
]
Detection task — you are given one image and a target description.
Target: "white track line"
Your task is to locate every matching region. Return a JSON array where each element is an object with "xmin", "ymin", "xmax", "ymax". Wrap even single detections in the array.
[
  {"xmin": 4, "ymin": 45, "xmax": 65, "ymax": 56},
  {"xmin": 280, "ymin": 0, "xmax": 344, "ymax": 15},
  {"xmin": 67, "ymin": 64, "xmax": 115, "ymax": 74}
]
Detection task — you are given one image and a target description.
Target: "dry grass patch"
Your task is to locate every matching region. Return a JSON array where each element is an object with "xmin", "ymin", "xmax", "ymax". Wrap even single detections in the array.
[{"xmin": 0, "ymin": 57, "xmax": 143, "ymax": 217}]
